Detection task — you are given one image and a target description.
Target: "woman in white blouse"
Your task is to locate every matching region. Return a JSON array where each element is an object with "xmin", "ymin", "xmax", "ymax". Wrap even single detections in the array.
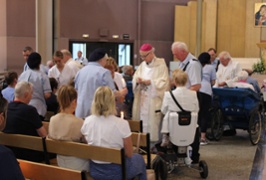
[{"xmin": 81, "ymin": 86, "xmax": 146, "ymax": 180}]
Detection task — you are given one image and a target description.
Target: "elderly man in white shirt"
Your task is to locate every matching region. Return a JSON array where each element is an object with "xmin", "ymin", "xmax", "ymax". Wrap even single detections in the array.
[
  {"xmin": 214, "ymin": 51, "xmax": 242, "ymax": 87},
  {"xmin": 61, "ymin": 49, "xmax": 82, "ymax": 75}
]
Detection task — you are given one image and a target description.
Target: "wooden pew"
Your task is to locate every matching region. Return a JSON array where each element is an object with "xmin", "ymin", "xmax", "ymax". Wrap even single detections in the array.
[
  {"xmin": 42, "ymin": 121, "xmax": 49, "ymax": 132},
  {"xmin": 45, "ymin": 138, "xmax": 126, "ymax": 180},
  {"xmin": 19, "ymin": 159, "xmax": 86, "ymax": 180},
  {"xmin": 0, "ymin": 132, "xmax": 127, "ymax": 180},
  {"xmin": 127, "ymin": 120, "xmax": 143, "ymax": 132},
  {"xmin": 44, "ymin": 120, "xmax": 143, "ymax": 134},
  {"xmin": 0, "ymin": 132, "xmax": 44, "ymax": 152},
  {"xmin": 44, "ymin": 111, "xmax": 55, "ymax": 122},
  {"xmin": 131, "ymin": 132, "xmax": 152, "ymax": 169},
  {"xmin": 0, "ymin": 132, "xmax": 50, "ymax": 164}
]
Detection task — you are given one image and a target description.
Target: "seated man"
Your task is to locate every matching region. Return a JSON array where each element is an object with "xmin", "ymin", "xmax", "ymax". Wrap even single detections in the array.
[
  {"xmin": 0, "ymin": 94, "xmax": 25, "ymax": 179},
  {"xmin": 3, "ymin": 81, "xmax": 47, "ymax": 162},
  {"xmin": 214, "ymin": 51, "xmax": 242, "ymax": 87},
  {"xmin": 1, "ymin": 71, "xmax": 18, "ymax": 103},
  {"xmin": 227, "ymin": 70, "xmax": 255, "ymax": 91}
]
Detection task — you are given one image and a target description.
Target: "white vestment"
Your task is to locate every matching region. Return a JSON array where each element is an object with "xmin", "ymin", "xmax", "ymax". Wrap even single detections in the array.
[
  {"xmin": 214, "ymin": 60, "xmax": 242, "ymax": 87},
  {"xmin": 132, "ymin": 57, "xmax": 169, "ymax": 141}
]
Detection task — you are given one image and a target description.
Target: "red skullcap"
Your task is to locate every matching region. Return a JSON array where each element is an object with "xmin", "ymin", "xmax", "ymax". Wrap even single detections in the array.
[{"xmin": 140, "ymin": 44, "xmax": 153, "ymax": 51}]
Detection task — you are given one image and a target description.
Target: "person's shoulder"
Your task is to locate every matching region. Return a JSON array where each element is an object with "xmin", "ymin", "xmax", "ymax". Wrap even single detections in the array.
[
  {"xmin": 205, "ymin": 64, "xmax": 216, "ymax": 70},
  {"xmin": 115, "ymin": 72, "xmax": 123, "ymax": 77},
  {"xmin": 155, "ymin": 57, "xmax": 165, "ymax": 62},
  {"xmin": 0, "ymin": 144, "xmax": 12, "ymax": 154},
  {"xmin": 49, "ymin": 65, "xmax": 57, "ymax": 72},
  {"xmin": 112, "ymin": 116, "xmax": 130, "ymax": 127},
  {"xmin": 189, "ymin": 58, "xmax": 200, "ymax": 64},
  {"xmin": 21, "ymin": 104, "xmax": 39, "ymax": 114}
]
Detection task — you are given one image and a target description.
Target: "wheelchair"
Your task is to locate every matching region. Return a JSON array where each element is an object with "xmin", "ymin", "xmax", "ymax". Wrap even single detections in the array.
[
  {"xmin": 208, "ymin": 87, "xmax": 263, "ymax": 145},
  {"xmin": 152, "ymin": 112, "xmax": 208, "ymax": 179}
]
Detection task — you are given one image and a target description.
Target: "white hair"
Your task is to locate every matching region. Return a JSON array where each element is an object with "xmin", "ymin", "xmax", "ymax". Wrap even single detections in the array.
[
  {"xmin": 171, "ymin": 41, "xmax": 188, "ymax": 52},
  {"xmin": 218, "ymin": 51, "xmax": 231, "ymax": 60},
  {"xmin": 61, "ymin": 49, "xmax": 72, "ymax": 57},
  {"xmin": 15, "ymin": 81, "xmax": 33, "ymax": 98},
  {"xmin": 122, "ymin": 65, "xmax": 133, "ymax": 74},
  {"xmin": 237, "ymin": 70, "xmax": 248, "ymax": 81}
]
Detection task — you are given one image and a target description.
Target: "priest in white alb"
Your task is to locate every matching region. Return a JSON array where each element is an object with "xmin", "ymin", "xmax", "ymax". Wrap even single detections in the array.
[{"xmin": 132, "ymin": 44, "xmax": 170, "ymax": 142}]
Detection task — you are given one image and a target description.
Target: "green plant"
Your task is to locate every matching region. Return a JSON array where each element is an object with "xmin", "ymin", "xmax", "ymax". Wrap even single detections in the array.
[{"xmin": 252, "ymin": 59, "xmax": 265, "ymax": 73}]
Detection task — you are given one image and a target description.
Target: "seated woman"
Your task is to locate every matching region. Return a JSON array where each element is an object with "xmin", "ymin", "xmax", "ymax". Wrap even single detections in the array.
[
  {"xmin": 227, "ymin": 70, "xmax": 255, "ymax": 91},
  {"xmin": 48, "ymin": 85, "xmax": 89, "ymax": 171},
  {"xmin": 160, "ymin": 69, "xmax": 199, "ymax": 163},
  {"xmin": 81, "ymin": 86, "xmax": 146, "ymax": 180},
  {"xmin": 1, "ymin": 71, "xmax": 18, "ymax": 103},
  {"xmin": 104, "ymin": 64, "xmax": 129, "ymax": 119}
]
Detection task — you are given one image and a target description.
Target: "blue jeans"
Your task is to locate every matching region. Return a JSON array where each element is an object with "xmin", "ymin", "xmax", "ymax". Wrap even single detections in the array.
[{"xmin": 90, "ymin": 153, "xmax": 147, "ymax": 180}]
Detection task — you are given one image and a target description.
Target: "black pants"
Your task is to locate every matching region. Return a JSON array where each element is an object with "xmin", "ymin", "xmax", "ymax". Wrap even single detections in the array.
[{"xmin": 198, "ymin": 92, "xmax": 212, "ymax": 133}]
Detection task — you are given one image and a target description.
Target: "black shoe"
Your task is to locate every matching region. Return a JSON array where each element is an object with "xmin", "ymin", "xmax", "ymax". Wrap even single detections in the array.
[{"xmin": 223, "ymin": 129, "xmax": 236, "ymax": 136}]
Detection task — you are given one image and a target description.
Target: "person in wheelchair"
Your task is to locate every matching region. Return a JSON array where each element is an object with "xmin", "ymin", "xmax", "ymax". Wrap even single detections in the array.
[
  {"xmin": 160, "ymin": 69, "xmax": 200, "ymax": 164},
  {"xmin": 227, "ymin": 70, "xmax": 255, "ymax": 91}
]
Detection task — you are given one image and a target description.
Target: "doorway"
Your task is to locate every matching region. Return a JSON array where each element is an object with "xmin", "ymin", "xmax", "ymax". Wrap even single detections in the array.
[{"xmin": 69, "ymin": 41, "xmax": 134, "ymax": 67}]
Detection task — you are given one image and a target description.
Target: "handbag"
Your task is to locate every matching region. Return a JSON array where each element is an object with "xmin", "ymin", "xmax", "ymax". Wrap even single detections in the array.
[{"xmin": 169, "ymin": 91, "xmax": 191, "ymax": 126}]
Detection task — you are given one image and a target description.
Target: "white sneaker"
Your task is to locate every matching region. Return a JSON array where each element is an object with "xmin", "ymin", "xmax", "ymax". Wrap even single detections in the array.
[{"xmin": 200, "ymin": 139, "xmax": 208, "ymax": 145}]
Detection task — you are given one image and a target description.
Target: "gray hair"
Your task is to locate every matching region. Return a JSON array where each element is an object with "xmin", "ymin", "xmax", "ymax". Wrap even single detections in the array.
[
  {"xmin": 15, "ymin": 81, "xmax": 33, "ymax": 98},
  {"xmin": 171, "ymin": 41, "xmax": 188, "ymax": 52},
  {"xmin": 218, "ymin": 51, "xmax": 231, "ymax": 60},
  {"xmin": 61, "ymin": 49, "xmax": 72, "ymax": 57},
  {"xmin": 237, "ymin": 70, "xmax": 248, "ymax": 81},
  {"xmin": 122, "ymin": 65, "xmax": 133, "ymax": 74}
]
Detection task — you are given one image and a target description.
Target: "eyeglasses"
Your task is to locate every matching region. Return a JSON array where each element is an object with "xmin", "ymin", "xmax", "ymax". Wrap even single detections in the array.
[{"xmin": 140, "ymin": 52, "xmax": 151, "ymax": 59}]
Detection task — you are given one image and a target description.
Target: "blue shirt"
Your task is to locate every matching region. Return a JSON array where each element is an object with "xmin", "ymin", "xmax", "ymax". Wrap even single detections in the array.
[
  {"xmin": 199, "ymin": 65, "xmax": 216, "ymax": 96},
  {"xmin": 210, "ymin": 58, "xmax": 220, "ymax": 71},
  {"xmin": 246, "ymin": 76, "xmax": 260, "ymax": 94},
  {"xmin": 19, "ymin": 69, "xmax": 51, "ymax": 117},
  {"xmin": 75, "ymin": 62, "xmax": 116, "ymax": 118},
  {"xmin": 1, "ymin": 86, "xmax": 15, "ymax": 103},
  {"xmin": 179, "ymin": 53, "xmax": 202, "ymax": 88}
]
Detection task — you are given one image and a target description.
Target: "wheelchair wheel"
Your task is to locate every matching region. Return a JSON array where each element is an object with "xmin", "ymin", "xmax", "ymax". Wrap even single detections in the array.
[
  {"xmin": 151, "ymin": 155, "xmax": 168, "ymax": 180},
  {"xmin": 211, "ymin": 109, "xmax": 223, "ymax": 141},
  {"xmin": 199, "ymin": 160, "xmax": 208, "ymax": 179},
  {"xmin": 249, "ymin": 111, "xmax": 262, "ymax": 145},
  {"xmin": 206, "ymin": 128, "xmax": 214, "ymax": 141}
]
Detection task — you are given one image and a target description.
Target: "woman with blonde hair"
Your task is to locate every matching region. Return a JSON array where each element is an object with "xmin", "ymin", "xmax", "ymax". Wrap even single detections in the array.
[
  {"xmin": 48, "ymin": 85, "xmax": 89, "ymax": 171},
  {"xmin": 160, "ymin": 69, "xmax": 199, "ymax": 163},
  {"xmin": 81, "ymin": 86, "xmax": 146, "ymax": 180}
]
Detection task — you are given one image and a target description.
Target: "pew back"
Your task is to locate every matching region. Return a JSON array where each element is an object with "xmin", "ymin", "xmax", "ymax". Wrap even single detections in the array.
[
  {"xmin": 19, "ymin": 159, "xmax": 86, "ymax": 180},
  {"xmin": 131, "ymin": 132, "xmax": 151, "ymax": 169},
  {"xmin": 0, "ymin": 132, "xmax": 44, "ymax": 152},
  {"xmin": 127, "ymin": 120, "xmax": 143, "ymax": 132}
]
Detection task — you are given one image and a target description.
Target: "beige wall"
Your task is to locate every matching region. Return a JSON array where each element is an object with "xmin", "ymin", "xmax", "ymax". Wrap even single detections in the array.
[
  {"xmin": 174, "ymin": 0, "xmax": 264, "ymax": 58},
  {"xmin": 3, "ymin": 0, "xmax": 264, "ymax": 73},
  {"xmin": 0, "ymin": 0, "xmax": 7, "ymax": 71}
]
